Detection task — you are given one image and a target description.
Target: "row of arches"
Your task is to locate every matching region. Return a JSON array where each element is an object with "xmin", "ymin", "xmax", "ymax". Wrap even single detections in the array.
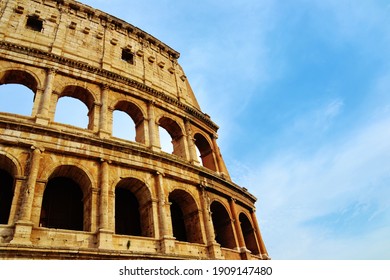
[
  {"xmin": 0, "ymin": 155, "xmax": 260, "ymax": 255},
  {"xmin": 0, "ymin": 68, "xmax": 221, "ymax": 172}
]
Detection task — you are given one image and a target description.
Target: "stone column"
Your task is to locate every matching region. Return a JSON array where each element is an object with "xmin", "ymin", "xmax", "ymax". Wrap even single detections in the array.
[
  {"xmin": 185, "ymin": 119, "xmax": 199, "ymax": 164},
  {"xmin": 151, "ymin": 198, "xmax": 160, "ymax": 239},
  {"xmin": 198, "ymin": 184, "xmax": 224, "ymax": 259},
  {"xmin": 31, "ymin": 88, "xmax": 44, "ymax": 118},
  {"xmin": 89, "ymin": 102, "xmax": 100, "ymax": 132},
  {"xmin": 212, "ymin": 134, "xmax": 230, "ymax": 178},
  {"xmin": 147, "ymin": 101, "xmax": 160, "ymax": 151},
  {"xmin": 251, "ymin": 209, "xmax": 269, "ymax": 259},
  {"xmin": 155, "ymin": 171, "xmax": 175, "ymax": 254},
  {"xmin": 31, "ymin": 180, "xmax": 47, "ymax": 227},
  {"xmin": 11, "ymin": 146, "xmax": 43, "ymax": 245},
  {"xmin": 36, "ymin": 68, "xmax": 56, "ymax": 125},
  {"xmin": 97, "ymin": 159, "xmax": 113, "ymax": 249},
  {"xmin": 89, "ymin": 187, "xmax": 99, "ymax": 232},
  {"xmin": 99, "ymin": 159, "xmax": 109, "ymax": 229},
  {"xmin": 229, "ymin": 198, "xmax": 250, "ymax": 259},
  {"xmin": 8, "ymin": 176, "xmax": 25, "ymax": 224},
  {"xmin": 155, "ymin": 172, "xmax": 167, "ymax": 237},
  {"xmin": 98, "ymin": 84, "xmax": 110, "ymax": 138}
]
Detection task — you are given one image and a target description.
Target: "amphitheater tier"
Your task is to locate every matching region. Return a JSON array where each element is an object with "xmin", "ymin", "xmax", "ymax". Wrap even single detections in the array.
[{"xmin": 0, "ymin": 0, "xmax": 269, "ymax": 260}]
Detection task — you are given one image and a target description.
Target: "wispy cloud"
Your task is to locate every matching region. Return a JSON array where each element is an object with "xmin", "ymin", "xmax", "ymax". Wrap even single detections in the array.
[
  {"xmin": 289, "ymin": 98, "xmax": 344, "ymax": 137},
  {"xmin": 236, "ymin": 112, "xmax": 390, "ymax": 259}
]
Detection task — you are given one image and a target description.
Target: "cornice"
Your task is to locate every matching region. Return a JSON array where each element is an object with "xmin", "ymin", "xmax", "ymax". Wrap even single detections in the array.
[
  {"xmin": 0, "ymin": 41, "xmax": 219, "ymax": 131},
  {"xmin": 0, "ymin": 116, "xmax": 254, "ymax": 202},
  {"xmin": 26, "ymin": 0, "xmax": 180, "ymax": 59}
]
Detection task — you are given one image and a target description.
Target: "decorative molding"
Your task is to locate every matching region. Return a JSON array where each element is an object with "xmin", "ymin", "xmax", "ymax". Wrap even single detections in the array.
[{"xmin": 0, "ymin": 41, "xmax": 219, "ymax": 131}]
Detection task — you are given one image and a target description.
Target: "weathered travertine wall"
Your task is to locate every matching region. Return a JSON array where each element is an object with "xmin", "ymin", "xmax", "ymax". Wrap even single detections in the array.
[{"xmin": 0, "ymin": 0, "xmax": 269, "ymax": 260}]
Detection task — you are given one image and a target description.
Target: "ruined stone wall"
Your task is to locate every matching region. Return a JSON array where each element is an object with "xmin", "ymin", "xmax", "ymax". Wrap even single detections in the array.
[{"xmin": 0, "ymin": 0, "xmax": 269, "ymax": 260}]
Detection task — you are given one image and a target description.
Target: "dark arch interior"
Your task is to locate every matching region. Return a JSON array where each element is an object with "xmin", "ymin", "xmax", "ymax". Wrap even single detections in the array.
[
  {"xmin": 115, "ymin": 187, "xmax": 141, "ymax": 236},
  {"xmin": 168, "ymin": 190, "xmax": 204, "ymax": 244},
  {"xmin": 210, "ymin": 201, "xmax": 236, "ymax": 249},
  {"xmin": 0, "ymin": 169, "xmax": 14, "ymax": 224},
  {"xmin": 169, "ymin": 200, "xmax": 187, "ymax": 242},
  {"xmin": 239, "ymin": 213, "xmax": 259, "ymax": 254},
  {"xmin": 39, "ymin": 177, "xmax": 83, "ymax": 231}
]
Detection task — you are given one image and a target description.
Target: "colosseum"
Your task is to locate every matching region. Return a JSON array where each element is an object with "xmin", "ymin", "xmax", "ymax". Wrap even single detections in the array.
[{"xmin": 0, "ymin": 0, "xmax": 269, "ymax": 260}]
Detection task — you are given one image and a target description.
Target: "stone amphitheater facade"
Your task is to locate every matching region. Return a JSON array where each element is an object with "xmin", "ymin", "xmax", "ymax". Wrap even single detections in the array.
[{"xmin": 0, "ymin": 0, "xmax": 269, "ymax": 260}]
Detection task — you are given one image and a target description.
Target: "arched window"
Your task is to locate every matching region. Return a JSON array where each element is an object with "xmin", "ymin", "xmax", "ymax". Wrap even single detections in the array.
[
  {"xmin": 54, "ymin": 86, "xmax": 95, "ymax": 129},
  {"xmin": 39, "ymin": 177, "xmax": 83, "ymax": 230},
  {"xmin": 194, "ymin": 133, "xmax": 217, "ymax": 171},
  {"xmin": 170, "ymin": 200, "xmax": 187, "ymax": 241},
  {"xmin": 0, "ymin": 70, "xmax": 37, "ymax": 117},
  {"xmin": 115, "ymin": 188, "xmax": 141, "ymax": 236},
  {"xmin": 158, "ymin": 117, "xmax": 186, "ymax": 158},
  {"xmin": 0, "ymin": 169, "xmax": 14, "ymax": 224},
  {"xmin": 210, "ymin": 201, "xmax": 236, "ymax": 249},
  {"xmin": 115, "ymin": 178, "xmax": 154, "ymax": 237},
  {"xmin": 55, "ymin": 96, "xmax": 89, "ymax": 128},
  {"xmin": 0, "ymin": 84, "xmax": 35, "ymax": 116},
  {"xmin": 169, "ymin": 189, "xmax": 204, "ymax": 244},
  {"xmin": 159, "ymin": 126, "xmax": 173, "ymax": 153},
  {"xmin": 39, "ymin": 165, "xmax": 92, "ymax": 231},
  {"xmin": 112, "ymin": 101, "xmax": 145, "ymax": 143},
  {"xmin": 113, "ymin": 110, "xmax": 136, "ymax": 141},
  {"xmin": 239, "ymin": 213, "xmax": 260, "ymax": 255}
]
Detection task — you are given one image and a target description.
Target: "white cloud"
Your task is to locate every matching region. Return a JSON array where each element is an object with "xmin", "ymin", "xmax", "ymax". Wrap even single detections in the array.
[{"xmin": 289, "ymin": 98, "xmax": 344, "ymax": 137}]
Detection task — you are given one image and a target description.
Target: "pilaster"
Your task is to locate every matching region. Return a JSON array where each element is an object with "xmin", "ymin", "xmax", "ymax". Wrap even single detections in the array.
[
  {"xmin": 155, "ymin": 171, "xmax": 176, "ymax": 254},
  {"xmin": 35, "ymin": 68, "xmax": 56, "ymax": 125},
  {"xmin": 212, "ymin": 134, "xmax": 230, "ymax": 179},
  {"xmin": 198, "ymin": 183, "xmax": 224, "ymax": 259},
  {"xmin": 251, "ymin": 209, "xmax": 270, "ymax": 259},
  {"xmin": 147, "ymin": 101, "xmax": 160, "ymax": 152},
  {"xmin": 11, "ymin": 146, "xmax": 43, "ymax": 245},
  {"xmin": 98, "ymin": 84, "xmax": 111, "ymax": 138},
  {"xmin": 229, "ymin": 198, "xmax": 251, "ymax": 260},
  {"xmin": 185, "ymin": 119, "xmax": 199, "ymax": 165}
]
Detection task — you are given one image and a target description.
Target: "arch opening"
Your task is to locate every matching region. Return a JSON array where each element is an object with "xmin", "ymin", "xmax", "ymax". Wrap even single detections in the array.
[
  {"xmin": 239, "ymin": 213, "xmax": 260, "ymax": 255},
  {"xmin": 113, "ymin": 110, "xmax": 136, "ymax": 141},
  {"xmin": 158, "ymin": 117, "xmax": 186, "ymax": 158},
  {"xmin": 0, "ymin": 169, "xmax": 14, "ymax": 225},
  {"xmin": 39, "ymin": 177, "xmax": 84, "ymax": 231},
  {"xmin": 0, "ymin": 69, "xmax": 37, "ymax": 117},
  {"xmin": 159, "ymin": 126, "xmax": 173, "ymax": 153},
  {"xmin": 39, "ymin": 165, "xmax": 92, "ymax": 231},
  {"xmin": 54, "ymin": 86, "xmax": 95, "ymax": 129},
  {"xmin": 115, "ymin": 187, "xmax": 141, "ymax": 236},
  {"xmin": 170, "ymin": 200, "xmax": 187, "ymax": 241},
  {"xmin": 113, "ymin": 101, "xmax": 145, "ymax": 143},
  {"xmin": 194, "ymin": 133, "xmax": 217, "ymax": 171},
  {"xmin": 0, "ymin": 70, "xmax": 38, "ymax": 92},
  {"xmin": 210, "ymin": 201, "xmax": 236, "ymax": 249},
  {"xmin": 54, "ymin": 96, "xmax": 90, "ymax": 128},
  {"xmin": 169, "ymin": 189, "xmax": 204, "ymax": 244},
  {"xmin": 115, "ymin": 178, "xmax": 154, "ymax": 237}
]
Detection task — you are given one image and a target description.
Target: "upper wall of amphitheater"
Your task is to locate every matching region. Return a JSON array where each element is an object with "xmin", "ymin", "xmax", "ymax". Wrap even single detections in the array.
[{"xmin": 0, "ymin": 0, "xmax": 203, "ymax": 112}]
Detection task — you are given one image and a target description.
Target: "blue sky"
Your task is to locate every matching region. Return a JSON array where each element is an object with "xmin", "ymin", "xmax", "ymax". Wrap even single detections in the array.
[{"xmin": 2, "ymin": 0, "xmax": 390, "ymax": 259}]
